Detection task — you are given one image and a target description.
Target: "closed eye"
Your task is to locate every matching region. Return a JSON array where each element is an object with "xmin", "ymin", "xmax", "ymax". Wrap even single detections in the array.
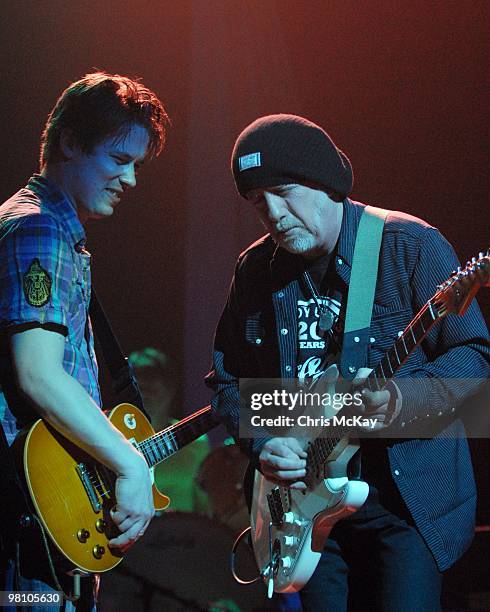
[{"xmin": 112, "ymin": 155, "xmax": 144, "ymax": 172}]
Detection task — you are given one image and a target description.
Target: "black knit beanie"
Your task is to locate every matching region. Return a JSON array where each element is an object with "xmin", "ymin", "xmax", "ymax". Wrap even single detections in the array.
[{"xmin": 231, "ymin": 114, "xmax": 353, "ymax": 199}]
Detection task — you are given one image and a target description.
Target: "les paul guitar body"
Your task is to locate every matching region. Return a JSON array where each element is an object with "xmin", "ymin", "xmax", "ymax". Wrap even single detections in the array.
[{"xmin": 18, "ymin": 402, "xmax": 216, "ymax": 573}]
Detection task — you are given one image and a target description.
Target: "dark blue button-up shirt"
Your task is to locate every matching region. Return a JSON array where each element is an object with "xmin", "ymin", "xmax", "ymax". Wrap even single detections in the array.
[{"xmin": 206, "ymin": 198, "xmax": 490, "ymax": 570}]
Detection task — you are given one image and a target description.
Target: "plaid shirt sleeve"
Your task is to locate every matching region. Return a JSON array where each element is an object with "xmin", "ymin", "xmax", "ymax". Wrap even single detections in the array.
[{"xmin": 0, "ymin": 213, "xmax": 74, "ymax": 335}]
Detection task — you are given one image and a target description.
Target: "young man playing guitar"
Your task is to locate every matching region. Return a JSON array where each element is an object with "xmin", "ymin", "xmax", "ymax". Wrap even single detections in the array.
[
  {"xmin": 206, "ymin": 114, "xmax": 490, "ymax": 610},
  {"xmin": 0, "ymin": 72, "xmax": 169, "ymax": 608}
]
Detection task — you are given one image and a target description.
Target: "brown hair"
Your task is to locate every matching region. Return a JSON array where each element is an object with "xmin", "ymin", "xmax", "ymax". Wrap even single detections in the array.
[{"xmin": 40, "ymin": 71, "xmax": 169, "ymax": 167}]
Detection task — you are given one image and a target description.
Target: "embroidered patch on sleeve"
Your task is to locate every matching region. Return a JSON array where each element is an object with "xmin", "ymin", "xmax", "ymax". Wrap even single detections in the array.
[{"xmin": 23, "ymin": 258, "xmax": 52, "ymax": 307}]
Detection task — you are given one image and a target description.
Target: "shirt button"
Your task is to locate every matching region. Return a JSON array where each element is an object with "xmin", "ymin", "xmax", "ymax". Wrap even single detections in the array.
[
  {"xmin": 354, "ymin": 336, "xmax": 360, "ymax": 343},
  {"xmin": 277, "ymin": 291, "xmax": 284, "ymax": 298},
  {"xmin": 337, "ymin": 258, "xmax": 343, "ymax": 265},
  {"xmin": 398, "ymin": 331, "xmax": 403, "ymax": 337},
  {"xmin": 285, "ymin": 365, "xmax": 292, "ymax": 372},
  {"xmin": 394, "ymin": 469, "xmax": 400, "ymax": 476},
  {"xmin": 281, "ymin": 328, "xmax": 288, "ymax": 335},
  {"xmin": 370, "ymin": 337, "xmax": 375, "ymax": 343},
  {"xmin": 348, "ymin": 366, "xmax": 357, "ymax": 374},
  {"xmin": 255, "ymin": 338, "xmax": 262, "ymax": 345}
]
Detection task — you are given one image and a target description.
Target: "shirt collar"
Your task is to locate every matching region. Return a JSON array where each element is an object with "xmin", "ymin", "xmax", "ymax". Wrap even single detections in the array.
[
  {"xmin": 335, "ymin": 198, "xmax": 365, "ymax": 268},
  {"xmin": 27, "ymin": 174, "xmax": 86, "ymax": 248}
]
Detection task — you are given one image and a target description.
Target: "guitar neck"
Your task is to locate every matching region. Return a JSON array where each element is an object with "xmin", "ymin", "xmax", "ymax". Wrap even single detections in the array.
[
  {"xmin": 136, "ymin": 405, "xmax": 216, "ymax": 468},
  {"xmin": 366, "ymin": 298, "xmax": 443, "ymax": 391}
]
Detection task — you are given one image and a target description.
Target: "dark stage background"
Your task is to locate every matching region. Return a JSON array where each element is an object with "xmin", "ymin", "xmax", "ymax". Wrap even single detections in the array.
[{"xmin": 1, "ymin": 0, "xmax": 489, "ymax": 570}]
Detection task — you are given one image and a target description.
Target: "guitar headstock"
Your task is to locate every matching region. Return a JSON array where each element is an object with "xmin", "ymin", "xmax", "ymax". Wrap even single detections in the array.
[{"xmin": 432, "ymin": 249, "xmax": 490, "ymax": 317}]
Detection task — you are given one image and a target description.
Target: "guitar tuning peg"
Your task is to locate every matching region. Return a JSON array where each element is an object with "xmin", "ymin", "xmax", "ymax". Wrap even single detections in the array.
[
  {"xmin": 479, "ymin": 252, "xmax": 484, "ymax": 259},
  {"xmin": 472, "ymin": 257, "xmax": 477, "ymax": 264}
]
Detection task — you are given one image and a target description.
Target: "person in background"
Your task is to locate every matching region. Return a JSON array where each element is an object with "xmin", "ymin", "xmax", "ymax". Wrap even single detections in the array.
[{"xmin": 129, "ymin": 347, "xmax": 211, "ymax": 514}]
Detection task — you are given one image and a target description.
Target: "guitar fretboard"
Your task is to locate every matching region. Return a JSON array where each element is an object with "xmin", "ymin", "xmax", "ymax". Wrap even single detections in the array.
[
  {"xmin": 366, "ymin": 299, "xmax": 440, "ymax": 391},
  {"xmin": 137, "ymin": 406, "xmax": 216, "ymax": 468}
]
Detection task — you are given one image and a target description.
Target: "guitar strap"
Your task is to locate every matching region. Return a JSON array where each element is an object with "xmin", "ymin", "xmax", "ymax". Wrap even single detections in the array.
[
  {"xmin": 89, "ymin": 289, "xmax": 150, "ymax": 420},
  {"xmin": 339, "ymin": 205, "xmax": 389, "ymax": 380}
]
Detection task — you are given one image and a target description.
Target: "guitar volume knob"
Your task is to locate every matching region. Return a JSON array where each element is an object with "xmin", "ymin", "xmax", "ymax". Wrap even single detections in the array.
[
  {"xmin": 283, "ymin": 535, "xmax": 297, "ymax": 546},
  {"xmin": 95, "ymin": 519, "xmax": 107, "ymax": 533},
  {"xmin": 281, "ymin": 556, "xmax": 292, "ymax": 568},
  {"xmin": 77, "ymin": 529, "xmax": 90, "ymax": 543},
  {"xmin": 92, "ymin": 544, "xmax": 105, "ymax": 559},
  {"xmin": 283, "ymin": 512, "xmax": 295, "ymax": 524}
]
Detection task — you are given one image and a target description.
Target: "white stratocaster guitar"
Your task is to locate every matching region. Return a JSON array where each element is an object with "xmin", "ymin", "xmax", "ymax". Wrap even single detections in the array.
[{"xmin": 251, "ymin": 250, "xmax": 490, "ymax": 595}]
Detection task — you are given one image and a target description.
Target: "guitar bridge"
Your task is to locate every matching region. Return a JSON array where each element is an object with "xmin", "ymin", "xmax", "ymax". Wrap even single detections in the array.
[
  {"xmin": 76, "ymin": 462, "xmax": 105, "ymax": 513},
  {"xmin": 267, "ymin": 487, "xmax": 290, "ymax": 527}
]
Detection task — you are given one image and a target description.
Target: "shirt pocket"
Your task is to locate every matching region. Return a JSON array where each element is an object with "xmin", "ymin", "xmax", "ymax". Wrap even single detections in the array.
[
  {"xmin": 243, "ymin": 312, "xmax": 280, "ymax": 377},
  {"xmin": 68, "ymin": 257, "xmax": 90, "ymax": 327},
  {"xmin": 244, "ymin": 312, "xmax": 268, "ymax": 346}
]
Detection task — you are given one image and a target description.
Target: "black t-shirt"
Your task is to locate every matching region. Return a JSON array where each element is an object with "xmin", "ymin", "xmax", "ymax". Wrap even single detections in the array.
[
  {"xmin": 296, "ymin": 252, "xmax": 346, "ymax": 384},
  {"xmin": 296, "ymin": 253, "xmax": 401, "ymax": 519}
]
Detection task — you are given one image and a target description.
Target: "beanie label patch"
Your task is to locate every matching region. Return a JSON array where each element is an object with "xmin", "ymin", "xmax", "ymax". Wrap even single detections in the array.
[{"xmin": 238, "ymin": 152, "xmax": 261, "ymax": 171}]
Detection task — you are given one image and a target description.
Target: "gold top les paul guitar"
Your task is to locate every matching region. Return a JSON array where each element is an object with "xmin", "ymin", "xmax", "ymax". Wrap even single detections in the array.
[{"xmin": 17, "ymin": 403, "xmax": 217, "ymax": 573}]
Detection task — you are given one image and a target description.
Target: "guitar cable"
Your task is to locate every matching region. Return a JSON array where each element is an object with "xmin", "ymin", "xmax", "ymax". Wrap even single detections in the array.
[{"xmin": 230, "ymin": 526, "xmax": 262, "ymax": 585}]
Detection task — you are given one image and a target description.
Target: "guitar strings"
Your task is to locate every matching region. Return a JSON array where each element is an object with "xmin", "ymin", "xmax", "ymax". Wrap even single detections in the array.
[{"xmin": 137, "ymin": 413, "xmax": 215, "ymax": 458}]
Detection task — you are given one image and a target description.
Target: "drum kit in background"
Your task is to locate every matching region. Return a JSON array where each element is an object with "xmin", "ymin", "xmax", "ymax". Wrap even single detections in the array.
[{"xmin": 98, "ymin": 444, "xmax": 269, "ymax": 611}]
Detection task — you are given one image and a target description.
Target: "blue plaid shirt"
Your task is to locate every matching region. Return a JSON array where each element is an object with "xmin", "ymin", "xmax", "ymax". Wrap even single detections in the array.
[{"xmin": 0, "ymin": 175, "xmax": 100, "ymax": 443}]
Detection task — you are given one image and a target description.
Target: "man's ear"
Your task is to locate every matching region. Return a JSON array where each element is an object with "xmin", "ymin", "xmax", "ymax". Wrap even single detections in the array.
[{"xmin": 59, "ymin": 129, "xmax": 79, "ymax": 160}]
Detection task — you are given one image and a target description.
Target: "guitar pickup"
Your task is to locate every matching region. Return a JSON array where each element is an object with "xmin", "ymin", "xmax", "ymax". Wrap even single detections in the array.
[{"xmin": 267, "ymin": 487, "xmax": 285, "ymax": 527}]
